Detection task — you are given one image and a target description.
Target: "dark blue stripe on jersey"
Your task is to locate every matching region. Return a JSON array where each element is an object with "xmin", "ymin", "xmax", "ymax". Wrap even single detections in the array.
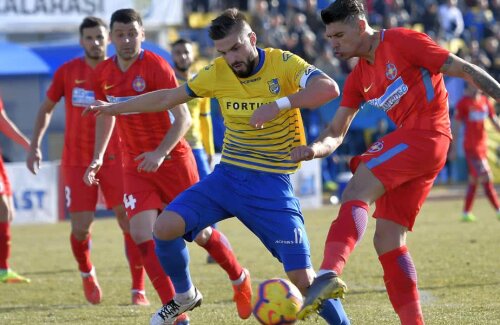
[
  {"xmin": 224, "ymin": 145, "xmax": 291, "ymax": 159},
  {"xmin": 249, "ymin": 48, "xmax": 266, "ymax": 76},
  {"xmin": 225, "ymin": 126, "xmax": 296, "ymax": 143},
  {"xmin": 222, "ymin": 155, "xmax": 298, "ymax": 171},
  {"xmin": 366, "ymin": 143, "xmax": 409, "ymax": 169},
  {"xmin": 305, "ymin": 70, "xmax": 324, "ymax": 87},
  {"xmin": 185, "ymin": 84, "xmax": 199, "ymax": 98},
  {"xmin": 420, "ymin": 68, "xmax": 435, "ymax": 102},
  {"xmin": 223, "ymin": 149, "xmax": 295, "ymax": 164},
  {"xmin": 225, "ymin": 132, "xmax": 297, "ymax": 148},
  {"xmin": 381, "ymin": 29, "xmax": 386, "ymax": 42}
]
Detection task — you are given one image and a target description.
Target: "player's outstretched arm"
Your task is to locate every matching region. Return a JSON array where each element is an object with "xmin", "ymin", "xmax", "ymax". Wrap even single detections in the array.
[
  {"xmin": 440, "ymin": 53, "xmax": 500, "ymax": 102},
  {"xmin": 291, "ymin": 106, "xmax": 357, "ymax": 162},
  {"xmin": 0, "ymin": 109, "xmax": 30, "ymax": 152},
  {"xmin": 84, "ymin": 85, "xmax": 192, "ymax": 116},
  {"xmin": 250, "ymin": 74, "xmax": 339, "ymax": 129},
  {"xmin": 27, "ymin": 98, "xmax": 57, "ymax": 175}
]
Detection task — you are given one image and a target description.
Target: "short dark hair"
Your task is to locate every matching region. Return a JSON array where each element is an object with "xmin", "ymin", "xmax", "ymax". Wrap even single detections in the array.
[
  {"xmin": 208, "ymin": 8, "xmax": 248, "ymax": 40},
  {"xmin": 79, "ymin": 16, "xmax": 107, "ymax": 36},
  {"xmin": 321, "ymin": 0, "xmax": 366, "ymax": 25},
  {"xmin": 110, "ymin": 8, "xmax": 143, "ymax": 30},
  {"xmin": 171, "ymin": 38, "xmax": 192, "ymax": 48}
]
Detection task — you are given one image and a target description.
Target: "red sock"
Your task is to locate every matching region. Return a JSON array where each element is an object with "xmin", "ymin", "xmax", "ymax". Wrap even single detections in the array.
[
  {"xmin": 137, "ymin": 240, "xmax": 175, "ymax": 304},
  {"xmin": 124, "ymin": 233, "xmax": 145, "ymax": 291},
  {"xmin": 70, "ymin": 233, "xmax": 93, "ymax": 273},
  {"xmin": 463, "ymin": 184, "xmax": 476, "ymax": 213},
  {"xmin": 483, "ymin": 182, "xmax": 500, "ymax": 210},
  {"xmin": 379, "ymin": 246, "xmax": 424, "ymax": 325},
  {"xmin": 0, "ymin": 222, "xmax": 10, "ymax": 269},
  {"xmin": 320, "ymin": 200, "xmax": 369, "ymax": 275},
  {"xmin": 199, "ymin": 228, "xmax": 243, "ymax": 281}
]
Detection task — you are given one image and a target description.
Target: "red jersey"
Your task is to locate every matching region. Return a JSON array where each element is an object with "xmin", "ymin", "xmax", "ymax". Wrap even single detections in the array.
[
  {"xmin": 46, "ymin": 57, "xmax": 120, "ymax": 167},
  {"xmin": 455, "ymin": 95, "xmax": 494, "ymax": 155},
  {"xmin": 93, "ymin": 50, "xmax": 191, "ymax": 166},
  {"xmin": 341, "ymin": 28, "xmax": 452, "ymax": 138}
]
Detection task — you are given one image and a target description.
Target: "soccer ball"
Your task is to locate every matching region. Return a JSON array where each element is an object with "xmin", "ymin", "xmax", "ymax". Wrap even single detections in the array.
[{"xmin": 253, "ymin": 278, "xmax": 303, "ymax": 325}]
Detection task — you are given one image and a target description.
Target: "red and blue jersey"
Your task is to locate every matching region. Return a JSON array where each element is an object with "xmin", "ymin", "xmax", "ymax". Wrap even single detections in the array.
[
  {"xmin": 341, "ymin": 28, "xmax": 452, "ymax": 139},
  {"xmin": 455, "ymin": 95, "xmax": 494, "ymax": 155}
]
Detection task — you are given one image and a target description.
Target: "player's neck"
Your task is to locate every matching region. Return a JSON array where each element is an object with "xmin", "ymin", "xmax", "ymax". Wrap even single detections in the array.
[
  {"xmin": 117, "ymin": 54, "xmax": 139, "ymax": 72},
  {"xmin": 85, "ymin": 56, "xmax": 105, "ymax": 69},
  {"xmin": 361, "ymin": 31, "xmax": 379, "ymax": 64}
]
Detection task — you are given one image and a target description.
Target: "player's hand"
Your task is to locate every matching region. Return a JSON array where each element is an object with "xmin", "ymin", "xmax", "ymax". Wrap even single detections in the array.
[
  {"xmin": 83, "ymin": 159, "xmax": 103, "ymax": 186},
  {"xmin": 291, "ymin": 145, "xmax": 316, "ymax": 162},
  {"xmin": 134, "ymin": 151, "xmax": 170, "ymax": 173},
  {"xmin": 83, "ymin": 100, "xmax": 116, "ymax": 117},
  {"xmin": 249, "ymin": 102, "xmax": 280, "ymax": 129},
  {"xmin": 26, "ymin": 147, "xmax": 42, "ymax": 175}
]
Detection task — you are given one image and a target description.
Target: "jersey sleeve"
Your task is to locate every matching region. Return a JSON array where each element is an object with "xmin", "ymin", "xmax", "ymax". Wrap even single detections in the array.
[
  {"xmin": 282, "ymin": 51, "xmax": 322, "ymax": 90},
  {"xmin": 340, "ymin": 70, "xmax": 364, "ymax": 110},
  {"xmin": 154, "ymin": 58, "xmax": 179, "ymax": 90},
  {"xmin": 187, "ymin": 64, "xmax": 216, "ymax": 98},
  {"xmin": 392, "ymin": 29, "xmax": 450, "ymax": 75},
  {"xmin": 46, "ymin": 64, "xmax": 66, "ymax": 103}
]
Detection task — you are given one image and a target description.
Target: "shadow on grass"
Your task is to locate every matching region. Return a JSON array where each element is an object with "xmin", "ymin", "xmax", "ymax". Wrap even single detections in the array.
[
  {"xmin": 349, "ymin": 281, "xmax": 500, "ymax": 295},
  {"xmin": 21, "ymin": 268, "xmax": 75, "ymax": 276}
]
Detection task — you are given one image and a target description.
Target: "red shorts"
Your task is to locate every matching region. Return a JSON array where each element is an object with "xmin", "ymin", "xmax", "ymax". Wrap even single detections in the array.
[
  {"xmin": 0, "ymin": 158, "xmax": 12, "ymax": 196},
  {"xmin": 122, "ymin": 153, "xmax": 199, "ymax": 218},
  {"xmin": 465, "ymin": 150, "xmax": 490, "ymax": 178},
  {"xmin": 350, "ymin": 129, "xmax": 450, "ymax": 230},
  {"xmin": 62, "ymin": 164, "xmax": 124, "ymax": 213}
]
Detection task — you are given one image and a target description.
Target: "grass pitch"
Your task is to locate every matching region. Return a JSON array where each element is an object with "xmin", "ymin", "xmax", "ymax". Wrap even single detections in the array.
[{"xmin": 1, "ymin": 196, "xmax": 499, "ymax": 324}]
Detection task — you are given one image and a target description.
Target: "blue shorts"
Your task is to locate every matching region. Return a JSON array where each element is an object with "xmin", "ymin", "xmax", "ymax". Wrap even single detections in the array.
[
  {"xmin": 166, "ymin": 163, "xmax": 311, "ymax": 272},
  {"xmin": 192, "ymin": 148, "xmax": 211, "ymax": 180}
]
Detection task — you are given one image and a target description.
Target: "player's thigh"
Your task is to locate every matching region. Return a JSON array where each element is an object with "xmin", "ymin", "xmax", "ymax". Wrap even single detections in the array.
[
  {"xmin": 96, "ymin": 164, "xmax": 124, "ymax": 209},
  {"xmin": 122, "ymin": 167, "xmax": 163, "ymax": 218},
  {"xmin": 129, "ymin": 209, "xmax": 158, "ymax": 243},
  {"xmin": 351, "ymin": 129, "xmax": 449, "ymax": 192},
  {"xmin": 466, "ymin": 153, "xmax": 492, "ymax": 182},
  {"xmin": 374, "ymin": 171, "xmax": 437, "ymax": 231},
  {"xmin": 62, "ymin": 166, "xmax": 98, "ymax": 212}
]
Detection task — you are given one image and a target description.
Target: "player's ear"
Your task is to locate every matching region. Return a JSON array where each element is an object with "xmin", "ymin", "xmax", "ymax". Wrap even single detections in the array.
[
  {"xmin": 249, "ymin": 32, "xmax": 257, "ymax": 46},
  {"xmin": 140, "ymin": 27, "xmax": 146, "ymax": 41},
  {"xmin": 358, "ymin": 19, "xmax": 366, "ymax": 34}
]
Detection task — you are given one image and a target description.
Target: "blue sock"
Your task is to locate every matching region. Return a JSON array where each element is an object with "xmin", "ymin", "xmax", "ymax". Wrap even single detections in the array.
[
  {"xmin": 154, "ymin": 236, "xmax": 193, "ymax": 293},
  {"xmin": 319, "ymin": 298, "xmax": 350, "ymax": 325}
]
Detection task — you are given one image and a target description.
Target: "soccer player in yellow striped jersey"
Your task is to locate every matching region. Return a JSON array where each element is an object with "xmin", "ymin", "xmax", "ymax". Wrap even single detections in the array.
[{"xmin": 85, "ymin": 8, "xmax": 350, "ymax": 324}]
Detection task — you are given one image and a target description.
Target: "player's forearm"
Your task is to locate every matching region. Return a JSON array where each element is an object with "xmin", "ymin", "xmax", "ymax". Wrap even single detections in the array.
[
  {"xmin": 310, "ymin": 128, "xmax": 344, "ymax": 159},
  {"xmin": 113, "ymin": 89, "xmax": 173, "ymax": 114},
  {"xmin": 156, "ymin": 105, "xmax": 191, "ymax": 157},
  {"xmin": 0, "ymin": 118, "xmax": 30, "ymax": 151},
  {"xmin": 30, "ymin": 100, "xmax": 55, "ymax": 149},
  {"xmin": 93, "ymin": 115, "xmax": 115, "ymax": 160},
  {"xmin": 289, "ymin": 75, "xmax": 340, "ymax": 109}
]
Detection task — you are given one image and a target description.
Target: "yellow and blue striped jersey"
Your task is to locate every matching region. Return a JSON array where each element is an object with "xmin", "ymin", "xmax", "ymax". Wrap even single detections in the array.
[
  {"xmin": 186, "ymin": 48, "xmax": 321, "ymax": 174},
  {"xmin": 177, "ymin": 75, "xmax": 214, "ymax": 154}
]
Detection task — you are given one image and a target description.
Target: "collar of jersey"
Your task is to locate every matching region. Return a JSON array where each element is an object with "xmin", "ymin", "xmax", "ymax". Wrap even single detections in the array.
[
  {"xmin": 112, "ymin": 49, "xmax": 145, "ymax": 64},
  {"xmin": 247, "ymin": 47, "xmax": 265, "ymax": 77}
]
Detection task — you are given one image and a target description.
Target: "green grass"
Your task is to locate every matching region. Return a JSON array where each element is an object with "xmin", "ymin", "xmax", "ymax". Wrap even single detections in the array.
[{"xmin": 1, "ymin": 197, "xmax": 499, "ymax": 324}]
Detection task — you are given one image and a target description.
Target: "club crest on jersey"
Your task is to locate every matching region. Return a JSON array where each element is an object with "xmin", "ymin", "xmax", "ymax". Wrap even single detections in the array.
[
  {"xmin": 368, "ymin": 141, "xmax": 384, "ymax": 153},
  {"xmin": 132, "ymin": 76, "xmax": 146, "ymax": 92},
  {"xmin": 385, "ymin": 63, "xmax": 398, "ymax": 80},
  {"xmin": 267, "ymin": 78, "xmax": 280, "ymax": 94}
]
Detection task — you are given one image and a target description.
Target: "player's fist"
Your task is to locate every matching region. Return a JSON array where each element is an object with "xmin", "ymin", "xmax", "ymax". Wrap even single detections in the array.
[
  {"xmin": 249, "ymin": 103, "xmax": 280, "ymax": 129},
  {"xmin": 83, "ymin": 158, "xmax": 103, "ymax": 186},
  {"xmin": 291, "ymin": 145, "xmax": 315, "ymax": 162},
  {"xmin": 26, "ymin": 147, "xmax": 42, "ymax": 175}
]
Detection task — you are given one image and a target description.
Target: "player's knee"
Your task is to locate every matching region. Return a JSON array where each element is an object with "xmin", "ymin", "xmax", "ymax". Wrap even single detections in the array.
[
  {"xmin": 193, "ymin": 226, "xmax": 212, "ymax": 245},
  {"xmin": 153, "ymin": 210, "xmax": 185, "ymax": 240}
]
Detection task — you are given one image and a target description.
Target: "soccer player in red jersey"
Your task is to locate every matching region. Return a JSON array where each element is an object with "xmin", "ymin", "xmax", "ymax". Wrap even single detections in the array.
[
  {"xmin": 83, "ymin": 9, "xmax": 251, "ymax": 324},
  {"xmin": 452, "ymin": 84, "xmax": 500, "ymax": 222},
  {"xmin": 26, "ymin": 17, "xmax": 148, "ymax": 305},
  {"xmin": 0, "ymin": 96, "xmax": 31, "ymax": 284},
  {"xmin": 269, "ymin": 0, "xmax": 500, "ymax": 323}
]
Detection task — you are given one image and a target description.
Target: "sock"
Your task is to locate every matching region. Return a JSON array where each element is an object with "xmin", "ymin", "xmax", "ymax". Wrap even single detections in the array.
[
  {"xmin": 153, "ymin": 236, "xmax": 193, "ymax": 295},
  {"xmin": 463, "ymin": 184, "xmax": 476, "ymax": 213},
  {"xmin": 379, "ymin": 246, "xmax": 424, "ymax": 325},
  {"xmin": 0, "ymin": 222, "xmax": 10, "ymax": 270},
  {"xmin": 70, "ymin": 233, "xmax": 93, "ymax": 273},
  {"xmin": 483, "ymin": 182, "xmax": 500, "ymax": 210},
  {"xmin": 319, "ymin": 298, "xmax": 351, "ymax": 325},
  {"xmin": 199, "ymin": 228, "xmax": 242, "ymax": 281},
  {"xmin": 124, "ymin": 233, "xmax": 145, "ymax": 292},
  {"xmin": 137, "ymin": 240, "xmax": 175, "ymax": 304},
  {"xmin": 320, "ymin": 200, "xmax": 369, "ymax": 275}
]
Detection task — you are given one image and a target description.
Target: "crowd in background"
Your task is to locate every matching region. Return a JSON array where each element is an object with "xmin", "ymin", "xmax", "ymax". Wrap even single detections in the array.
[{"xmin": 179, "ymin": 0, "xmax": 500, "ymax": 191}]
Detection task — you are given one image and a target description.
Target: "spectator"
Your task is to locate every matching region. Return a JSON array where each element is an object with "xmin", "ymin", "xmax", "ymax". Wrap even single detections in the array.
[{"xmin": 438, "ymin": 0, "xmax": 465, "ymax": 40}]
